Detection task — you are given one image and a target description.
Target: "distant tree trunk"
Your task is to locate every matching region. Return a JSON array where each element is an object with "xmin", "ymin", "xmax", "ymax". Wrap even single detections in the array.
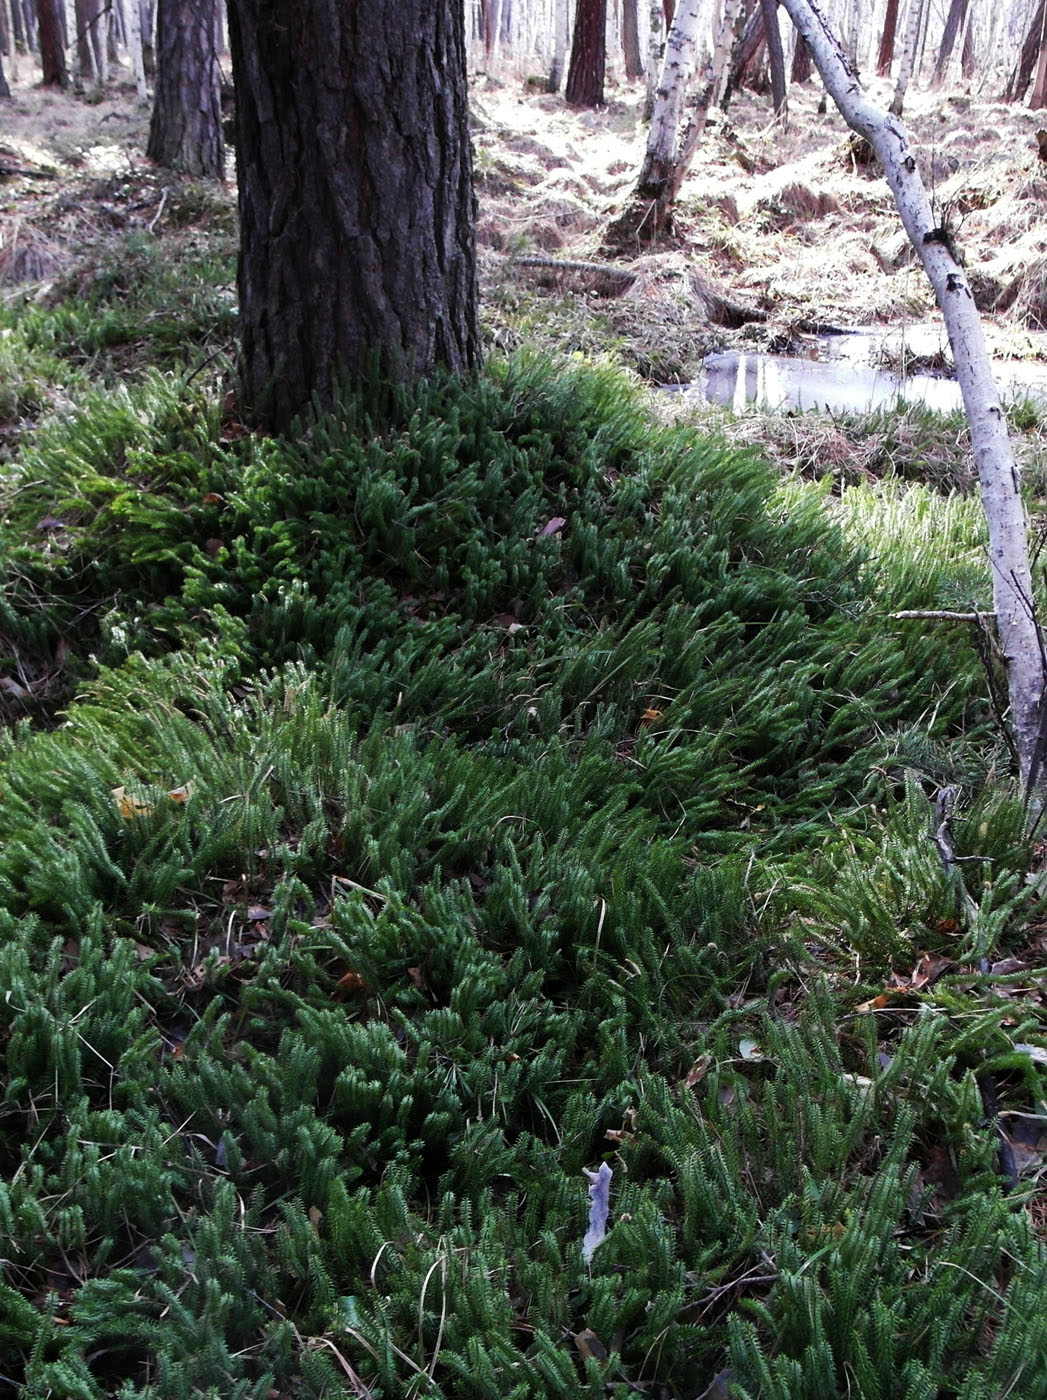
[
  {"xmin": 565, "ymin": 0, "xmax": 607, "ymax": 104},
  {"xmin": 932, "ymin": 0, "xmax": 967, "ymax": 85},
  {"xmin": 146, "ymin": 0, "xmax": 223, "ymax": 176},
  {"xmin": 779, "ymin": 0, "xmax": 1047, "ymax": 802},
  {"xmin": 761, "ymin": 0, "xmax": 787, "ymax": 117},
  {"xmin": 548, "ymin": 0, "xmax": 569, "ymax": 90},
  {"xmin": 484, "ymin": 0, "xmax": 503, "ymax": 67},
  {"xmin": 1032, "ymin": 25, "xmax": 1047, "ymax": 104},
  {"xmin": 791, "ymin": 31, "xmax": 813, "ymax": 78},
  {"xmin": 227, "ymin": 0, "xmax": 480, "ymax": 434},
  {"xmin": 74, "ymin": 0, "xmax": 97, "ymax": 83},
  {"xmin": 0, "ymin": 46, "xmax": 9, "ymax": 97},
  {"xmin": 1005, "ymin": 0, "xmax": 1047, "ymax": 101},
  {"xmin": 876, "ymin": 0, "xmax": 899, "ymax": 73},
  {"xmin": 35, "ymin": 0, "xmax": 67, "ymax": 85},
  {"xmin": 644, "ymin": 0, "xmax": 664, "ymax": 116},
  {"xmin": 126, "ymin": 0, "xmax": 147, "ymax": 100},
  {"xmin": 890, "ymin": 0, "xmax": 922, "ymax": 115},
  {"xmin": 727, "ymin": 3, "xmax": 767, "ymax": 97},
  {"xmin": 609, "ymin": 0, "xmax": 739, "ymax": 241},
  {"xmin": 959, "ymin": 2, "xmax": 974, "ymax": 77},
  {"xmin": 623, "ymin": 0, "xmax": 644, "ymax": 75}
]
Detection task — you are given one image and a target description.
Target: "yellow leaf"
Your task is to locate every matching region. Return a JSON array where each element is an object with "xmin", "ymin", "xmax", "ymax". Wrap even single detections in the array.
[{"xmin": 112, "ymin": 785, "xmax": 155, "ymax": 820}]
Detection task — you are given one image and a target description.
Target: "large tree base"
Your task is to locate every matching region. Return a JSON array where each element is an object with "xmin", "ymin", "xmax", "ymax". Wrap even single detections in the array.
[{"xmin": 603, "ymin": 197, "xmax": 674, "ymax": 250}]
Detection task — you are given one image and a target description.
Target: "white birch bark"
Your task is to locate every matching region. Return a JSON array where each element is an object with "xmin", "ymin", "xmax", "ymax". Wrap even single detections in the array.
[
  {"xmin": 890, "ymin": 0, "xmax": 922, "ymax": 114},
  {"xmin": 639, "ymin": 0, "xmax": 704, "ymax": 190},
  {"xmin": 644, "ymin": 0, "xmax": 663, "ymax": 116},
  {"xmin": 779, "ymin": 0, "xmax": 1046, "ymax": 796},
  {"xmin": 127, "ymin": 0, "xmax": 147, "ymax": 99}
]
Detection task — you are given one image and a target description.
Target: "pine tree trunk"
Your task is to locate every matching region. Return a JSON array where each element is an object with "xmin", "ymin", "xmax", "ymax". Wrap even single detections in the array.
[
  {"xmin": 779, "ymin": 0, "xmax": 1047, "ymax": 800},
  {"xmin": 791, "ymin": 30, "xmax": 813, "ymax": 79},
  {"xmin": 35, "ymin": 0, "xmax": 67, "ymax": 86},
  {"xmin": 932, "ymin": 0, "xmax": 967, "ymax": 85},
  {"xmin": 565, "ymin": 0, "xmax": 607, "ymax": 105},
  {"xmin": 1007, "ymin": 0, "xmax": 1047, "ymax": 101},
  {"xmin": 876, "ymin": 0, "xmax": 899, "ymax": 74},
  {"xmin": 146, "ymin": 0, "xmax": 223, "ymax": 176},
  {"xmin": 761, "ymin": 0, "xmax": 787, "ymax": 119},
  {"xmin": 226, "ymin": 0, "xmax": 480, "ymax": 435},
  {"xmin": 623, "ymin": 0, "xmax": 644, "ymax": 76}
]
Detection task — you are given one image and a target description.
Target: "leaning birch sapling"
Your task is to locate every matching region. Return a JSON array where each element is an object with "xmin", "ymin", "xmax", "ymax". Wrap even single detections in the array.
[{"xmin": 777, "ymin": 0, "xmax": 1047, "ymax": 801}]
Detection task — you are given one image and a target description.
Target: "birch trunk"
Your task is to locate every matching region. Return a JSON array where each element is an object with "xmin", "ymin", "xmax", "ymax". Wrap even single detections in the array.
[
  {"xmin": 637, "ymin": 0, "xmax": 704, "ymax": 194},
  {"xmin": 644, "ymin": 0, "xmax": 663, "ymax": 116},
  {"xmin": 127, "ymin": 0, "xmax": 147, "ymax": 99},
  {"xmin": 548, "ymin": 0, "xmax": 570, "ymax": 91},
  {"xmin": 779, "ymin": 0, "xmax": 1046, "ymax": 798},
  {"xmin": 890, "ymin": 0, "xmax": 922, "ymax": 115}
]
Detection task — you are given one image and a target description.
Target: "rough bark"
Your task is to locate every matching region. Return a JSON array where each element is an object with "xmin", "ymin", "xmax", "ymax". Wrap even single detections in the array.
[
  {"xmin": 1004, "ymin": 0, "xmax": 1045, "ymax": 100},
  {"xmin": 565, "ymin": 0, "xmax": 607, "ymax": 105},
  {"xmin": 623, "ymin": 0, "xmax": 645, "ymax": 76},
  {"xmin": 760, "ymin": 0, "xmax": 787, "ymax": 119},
  {"xmin": 226, "ymin": 0, "xmax": 480, "ymax": 434},
  {"xmin": 932, "ymin": 0, "xmax": 967, "ymax": 85},
  {"xmin": 35, "ymin": 0, "xmax": 67, "ymax": 86},
  {"xmin": 146, "ymin": 0, "xmax": 223, "ymax": 176},
  {"xmin": 876, "ymin": 0, "xmax": 899, "ymax": 74},
  {"xmin": 779, "ymin": 0, "xmax": 1047, "ymax": 798},
  {"xmin": 791, "ymin": 31, "xmax": 813, "ymax": 79}
]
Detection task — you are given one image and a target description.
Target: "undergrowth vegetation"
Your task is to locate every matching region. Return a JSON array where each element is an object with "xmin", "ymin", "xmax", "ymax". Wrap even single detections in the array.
[{"xmin": 3, "ymin": 258, "xmax": 1047, "ymax": 1399}]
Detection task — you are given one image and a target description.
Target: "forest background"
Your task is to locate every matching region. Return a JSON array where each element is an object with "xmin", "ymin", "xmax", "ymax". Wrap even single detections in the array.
[{"xmin": 6, "ymin": 0, "xmax": 1047, "ymax": 1396}]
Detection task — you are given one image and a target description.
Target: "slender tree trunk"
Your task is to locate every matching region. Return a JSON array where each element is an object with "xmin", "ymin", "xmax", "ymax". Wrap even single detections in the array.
[
  {"xmin": 35, "ymin": 0, "xmax": 67, "ymax": 85},
  {"xmin": 227, "ymin": 0, "xmax": 480, "ymax": 434},
  {"xmin": 622, "ymin": 0, "xmax": 644, "ymax": 75},
  {"xmin": 1006, "ymin": 0, "xmax": 1047, "ymax": 100},
  {"xmin": 877, "ymin": 0, "xmax": 899, "ymax": 74},
  {"xmin": 0, "ymin": 46, "xmax": 9, "ymax": 96},
  {"xmin": 644, "ymin": 0, "xmax": 664, "ymax": 116},
  {"xmin": 932, "ymin": 0, "xmax": 967, "ymax": 85},
  {"xmin": 1032, "ymin": 24, "xmax": 1047, "ymax": 103},
  {"xmin": 779, "ymin": 0, "xmax": 1046, "ymax": 799},
  {"xmin": 127, "ymin": 0, "xmax": 147, "ymax": 100},
  {"xmin": 890, "ymin": 0, "xmax": 922, "ymax": 115},
  {"xmin": 791, "ymin": 30, "xmax": 813, "ymax": 78},
  {"xmin": 761, "ymin": 0, "xmax": 787, "ymax": 118},
  {"xmin": 74, "ymin": 0, "xmax": 97, "ymax": 83},
  {"xmin": 565, "ymin": 0, "xmax": 607, "ymax": 104},
  {"xmin": 146, "ymin": 0, "xmax": 223, "ymax": 175},
  {"xmin": 638, "ymin": 0, "xmax": 703, "ymax": 191},
  {"xmin": 548, "ymin": 0, "xmax": 570, "ymax": 90}
]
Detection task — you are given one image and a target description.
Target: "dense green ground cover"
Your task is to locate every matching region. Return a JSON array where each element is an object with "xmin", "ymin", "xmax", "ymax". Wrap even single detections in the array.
[{"xmin": 3, "ymin": 244, "xmax": 1047, "ymax": 1398}]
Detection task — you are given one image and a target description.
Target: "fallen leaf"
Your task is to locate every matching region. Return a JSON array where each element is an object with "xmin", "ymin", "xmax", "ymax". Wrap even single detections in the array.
[
  {"xmin": 684, "ymin": 1053, "xmax": 712, "ymax": 1089},
  {"xmin": 112, "ymin": 785, "xmax": 155, "ymax": 820},
  {"xmin": 336, "ymin": 969, "xmax": 369, "ymax": 992},
  {"xmin": 201, "ymin": 493, "xmax": 225, "ymax": 506},
  {"xmin": 639, "ymin": 707, "xmax": 663, "ymax": 724},
  {"xmin": 246, "ymin": 905, "xmax": 272, "ymax": 921},
  {"xmin": 909, "ymin": 952, "xmax": 952, "ymax": 990},
  {"xmin": 856, "ymin": 993, "xmax": 891, "ymax": 1013},
  {"xmin": 0, "ymin": 677, "xmax": 31, "ymax": 699},
  {"xmin": 537, "ymin": 516, "xmax": 566, "ymax": 539},
  {"xmin": 738, "ymin": 1038, "xmax": 763, "ymax": 1060},
  {"xmin": 167, "ymin": 783, "xmax": 194, "ymax": 804},
  {"xmin": 1013, "ymin": 1043, "xmax": 1047, "ymax": 1065},
  {"xmin": 573, "ymin": 1329, "xmax": 607, "ymax": 1363}
]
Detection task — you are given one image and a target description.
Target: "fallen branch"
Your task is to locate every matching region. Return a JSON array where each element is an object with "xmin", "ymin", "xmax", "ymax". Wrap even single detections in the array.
[
  {"xmin": 891, "ymin": 609, "xmax": 995, "ymax": 623},
  {"xmin": 513, "ymin": 255, "xmax": 637, "ymax": 283}
]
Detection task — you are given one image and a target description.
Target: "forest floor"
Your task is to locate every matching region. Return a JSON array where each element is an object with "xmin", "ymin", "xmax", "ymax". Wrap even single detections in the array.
[{"xmin": 7, "ymin": 54, "xmax": 1047, "ymax": 1400}]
